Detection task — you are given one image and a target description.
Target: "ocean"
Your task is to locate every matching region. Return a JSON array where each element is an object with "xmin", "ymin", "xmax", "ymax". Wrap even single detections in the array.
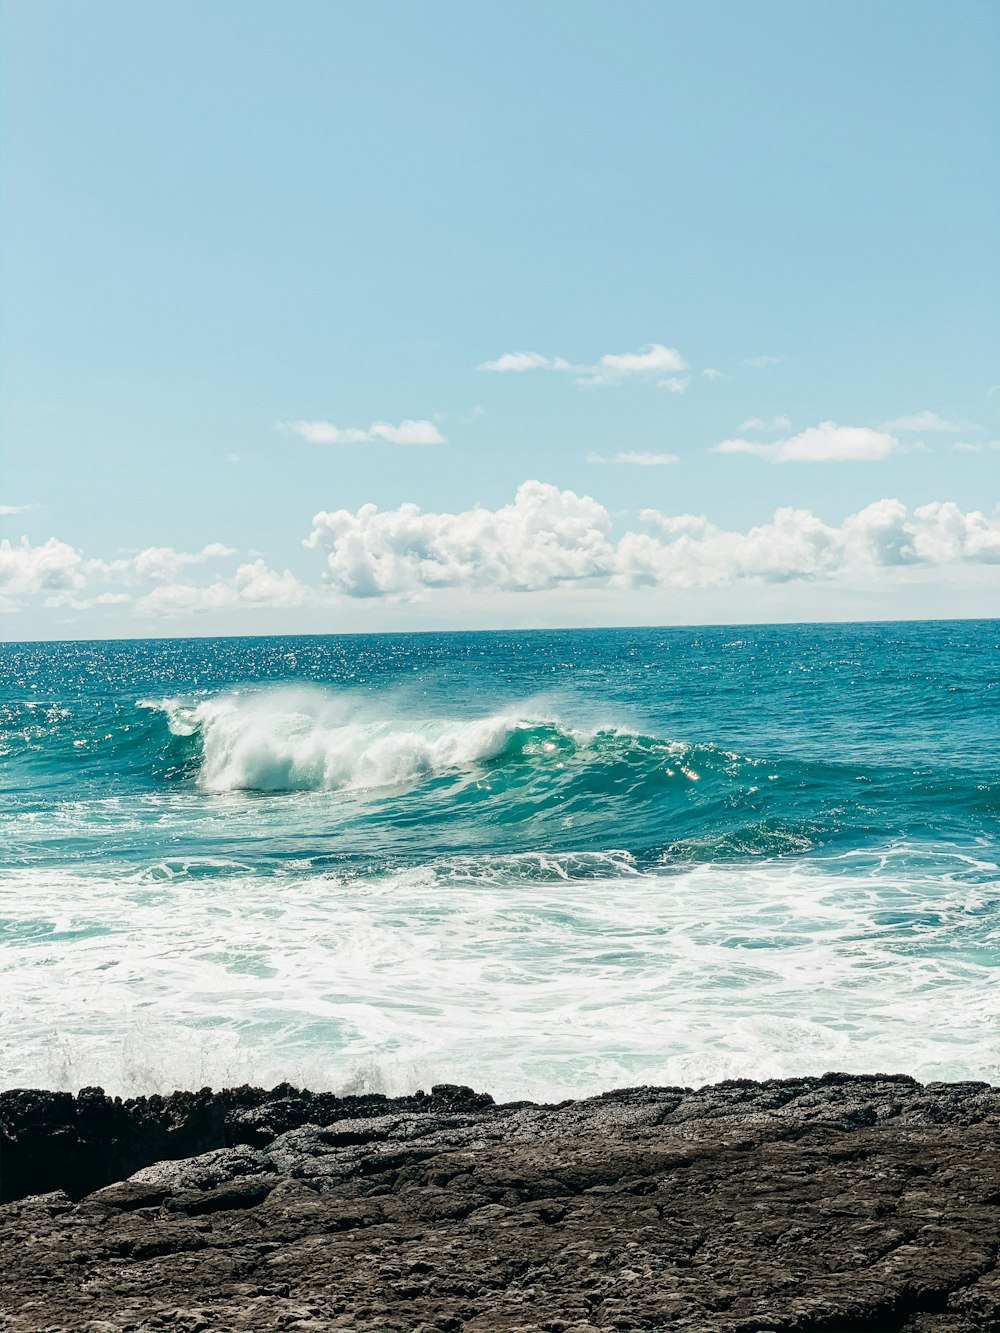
[{"xmin": 2, "ymin": 621, "xmax": 998, "ymax": 1101}]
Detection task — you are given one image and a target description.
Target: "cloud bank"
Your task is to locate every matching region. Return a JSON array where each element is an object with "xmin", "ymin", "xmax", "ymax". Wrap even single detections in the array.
[
  {"xmin": 305, "ymin": 484, "xmax": 1000, "ymax": 600},
  {"xmin": 4, "ymin": 487, "xmax": 998, "ymax": 618},
  {"xmin": 0, "ymin": 538, "xmax": 305, "ymax": 616}
]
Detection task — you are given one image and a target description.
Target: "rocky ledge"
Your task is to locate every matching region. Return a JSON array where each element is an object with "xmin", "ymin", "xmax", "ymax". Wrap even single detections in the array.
[{"xmin": 2, "ymin": 1073, "xmax": 999, "ymax": 1332}]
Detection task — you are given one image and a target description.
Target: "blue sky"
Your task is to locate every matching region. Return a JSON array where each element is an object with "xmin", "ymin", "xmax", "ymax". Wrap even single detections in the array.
[{"xmin": 2, "ymin": 0, "xmax": 998, "ymax": 637}]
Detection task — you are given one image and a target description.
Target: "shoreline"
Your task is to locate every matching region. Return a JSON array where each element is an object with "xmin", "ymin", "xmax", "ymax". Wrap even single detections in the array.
[{"xmin": 2, "ymin": 1072, "xmax": 998, "ymax": 1331}]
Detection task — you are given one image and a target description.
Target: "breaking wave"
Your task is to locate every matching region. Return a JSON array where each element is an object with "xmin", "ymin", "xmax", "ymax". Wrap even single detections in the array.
[
  {"xmin": 3, "ymin": 626, "xmax": 998, "ymax": 1098},
  {"xmin": 5, "ymin": 683, "xmax": 996, "ymax": 864},
  {"xmin": 143, "ymin": 689, "xmax": 584, "ymax": 793}
]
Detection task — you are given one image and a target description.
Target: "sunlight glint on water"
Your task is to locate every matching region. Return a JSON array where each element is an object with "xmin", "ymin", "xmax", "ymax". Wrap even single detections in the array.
[{"xmin": 2, "ymin": 623, "xmax": 998, "ymax": 1097}]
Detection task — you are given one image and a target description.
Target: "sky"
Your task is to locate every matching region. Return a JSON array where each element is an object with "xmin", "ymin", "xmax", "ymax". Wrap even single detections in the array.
[{"xmin": 2, "ymin": 0, "xmax": 998, "ymax": 639}]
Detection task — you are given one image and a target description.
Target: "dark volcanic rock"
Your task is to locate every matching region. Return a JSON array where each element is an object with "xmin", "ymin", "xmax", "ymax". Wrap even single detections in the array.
[
  {"xmin": 0, "ymin": 1080, "xmax": 496, "ymax": 1203},
  {"xmin": 1, "ymin": 1073, "xmax": 999, "ymax": 1332}
]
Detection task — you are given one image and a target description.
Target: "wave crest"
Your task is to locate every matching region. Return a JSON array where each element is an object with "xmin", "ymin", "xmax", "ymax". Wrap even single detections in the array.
[{"xmin": 139, "ymin": 689, "xmax": 647, "ymax": 794}]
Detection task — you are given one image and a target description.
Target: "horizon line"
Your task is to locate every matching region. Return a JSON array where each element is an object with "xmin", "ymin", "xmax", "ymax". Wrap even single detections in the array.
[{"xmin": 2, "ymin": 612, "xmax": 997, "ymax": 649}]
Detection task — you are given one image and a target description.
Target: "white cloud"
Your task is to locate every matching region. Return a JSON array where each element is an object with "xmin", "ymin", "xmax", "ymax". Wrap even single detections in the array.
[
  {"xmin": 742, "ymin": 354, "xmax": 781, "ymax": 368},
  {"xmin": 305, "ymin": 481, "xmax": 616, "ymax": 598},
  {"xmin": 629, "ymin": 499, "xmax": 1000, "ymax": 583},
  {"xmin": 713, "ymin": 421, "xmax": 899, "ymax": 464},
  {"xmin": 903, "ymin": 501, "xmax": 1000, "ymax": 564},
  {"xmin": 590, "ymin": 344, "xmax": 686, "ymax": 383},
  {"xmin": 0, "ymin": 536, "xmax": 87, "ymax": 600},
  {"xmin": 136, "ymin": 561, "xmax": 307, "ymax": 617},
  {"xmin": 476, "ymin": 343, "xmax": 686, "ymax": 387},
  {"xmin": 133, "ymin": 543, "xmax": 237, "ymax": 582},
  {"xmin": 369, "ymin": 419, "xmax": 447, "ymax": 445},
  {"xmin": 701, "ymin": 368, "xmax": 723, "ymax": 380},
  {"xmin": 881, "ymin": 411, "xmax": 966, "ymax": 433},
  {"xmin": 304, "ymin": 483, "xmax": 1000, "ymax": 600},
  {"xmin": 7, "ymin": 489, "xmax": 1000, "ymax": 620},
  {"xmin": 952, "ymin": 440, "xmax": 1000, "ymax": 453},
  {"xmin": 280, "ymin": 418, "xmax": 446, "ymax": 446},
  {"xmin": 284, "ymin": 421, "xmax": 370, "ymax": 444},
  {"xmin": 476, "ymin": 351, "xmax": 554, "ymax": 373},
  {"xmin": 610, "ymin": 450, "xmax": 682, "ymax": 466},
  {"xmin": 0, "ymin": 504, "xmax": 36, "ymax": 516},
  {"xmin": 620, "ymin": 508, "xmax": 844, "ymax": 587},
  {"xmin": 738, "ymin": 415, "xmax": 792, "ymax": 433},
  {"xmin": 658, "ymin": 375, "xmax": 691, "ymax": 394},
  {"xmin": 586, "ymin": 450, "xmax": 682, "ymax": 466},
  {"xmin": 42, "ymin": 590, "xmax": 133, "ymax": 612},
  {"xmin": 0, "ymin": 537, "xmax": 299, "ymax": 617}
]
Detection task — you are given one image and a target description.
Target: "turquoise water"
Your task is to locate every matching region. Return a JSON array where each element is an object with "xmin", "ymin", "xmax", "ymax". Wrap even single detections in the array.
[{"xmin": 2, "ymin": 621, "xmax": 998, "ymax": 1097}]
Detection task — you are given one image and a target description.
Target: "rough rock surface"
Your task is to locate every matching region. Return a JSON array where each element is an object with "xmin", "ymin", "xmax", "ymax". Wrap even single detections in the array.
[{"xmin": 2, "ymin": 1073, "xmax": 999, "ymax": 1332}]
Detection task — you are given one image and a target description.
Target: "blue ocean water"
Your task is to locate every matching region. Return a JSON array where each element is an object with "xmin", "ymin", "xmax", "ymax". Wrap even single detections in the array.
[{"xmin": 2, "ymin": 621, "xmax": 998, "ymax": 1098}]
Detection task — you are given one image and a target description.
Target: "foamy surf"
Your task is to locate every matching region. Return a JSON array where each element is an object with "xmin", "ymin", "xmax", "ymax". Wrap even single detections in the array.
[
  {"xmin": 4, "ymin": 624, "xmax": 998, "ymax": 1099},
  {"xmin": 2, "ymin": 851, "xmax": 997, "ymax": 1100},
  {"xmin": 142, "ymin": 688, "xmax": 541, "ymax": 792}
]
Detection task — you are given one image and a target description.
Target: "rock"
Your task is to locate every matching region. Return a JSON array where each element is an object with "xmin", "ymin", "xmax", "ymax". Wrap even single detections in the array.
[
  {"xmin": 0, "ymin": 1082, "xmax": 494, "ymax": 1203},
  {"xmin": 129, "ymin": 1145, "xmax": 272, "ymax": 1192},
  {"xmin": 1, "ymin": 1074, "xmax": 999, "ymax": 1331}
]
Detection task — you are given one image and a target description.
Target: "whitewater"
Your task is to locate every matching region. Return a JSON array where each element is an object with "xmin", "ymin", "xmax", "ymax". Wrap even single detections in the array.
[{"xmin": 2, "ymin": 622, "xmax": 998, "ymax": 1099}]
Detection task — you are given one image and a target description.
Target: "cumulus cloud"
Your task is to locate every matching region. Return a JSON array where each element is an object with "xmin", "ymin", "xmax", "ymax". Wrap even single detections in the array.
[
  {"xmin": 303, "ymin": 483, "xmax": 1000, "ymax": 600},
  {"xmin": 659, "ymin": 376, "xmax": 691, "ymax": 394},
  {"xmin": 8, "ymin": 490, "xmax": 999, "ymax": 619},
  {"xmin": 476, "ymin": 343, "xmax": 686, "ymax": 387},
  {"xmin": 0, "ymin": 537, "xmax": 299, "ymax": 618},
  {"xmin": 742, "ymin": 354, "xmax": 781, "ymax": 368},
  {"xmin": 712, "ymin": 421, "xmax": 898, "ymax": 464},
  {"xmin": 0, "ymin": 503, "xmax": 36, "ymax": 516},
  {"xmin": 701, "ymin": 368, "xmax": 723, "ymax": 380},
  {"xmin": 881, "ymin": 411, "xmax": 965, "ymax": 433},
  {"xmin": 280, "ymin": 418, "xmax": 446, "ymax": 446},
  {"xmin": 0, "ymin": 536, "xmax": 88, "ymax": 599},
  {"xmin": 619, "ymin": 508, "xmax": 844, "ymax": 588},
  {"xmin": 305, "ymin": 481, "xmax": 616, "ymax": 598},
  {"xmin": 900, "ymin": 501, "xmax": 1000, "ymax": 564},
  {"xmin": 135, "ymin": 561, "xmax": 307, "ymax": 617},
  {"xmin": 133, "ymin": 543, "xmax": 237, "ymax": 581}
]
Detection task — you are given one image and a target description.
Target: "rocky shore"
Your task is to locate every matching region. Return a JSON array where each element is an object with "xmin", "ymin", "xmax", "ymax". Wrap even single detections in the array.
[{"xmin": 2, "ymin": 1073, "xmax": 999, "ymax": 1332}]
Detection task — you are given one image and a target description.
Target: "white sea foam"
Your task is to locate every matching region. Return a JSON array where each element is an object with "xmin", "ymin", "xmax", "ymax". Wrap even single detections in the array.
[
  {"xmin": 3, "ymin": 849, "xmax": 997, "ymax": 1100},
  {"xmin": 141, "ymin": 688, "xmax": 575, "ymax": 793}
]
